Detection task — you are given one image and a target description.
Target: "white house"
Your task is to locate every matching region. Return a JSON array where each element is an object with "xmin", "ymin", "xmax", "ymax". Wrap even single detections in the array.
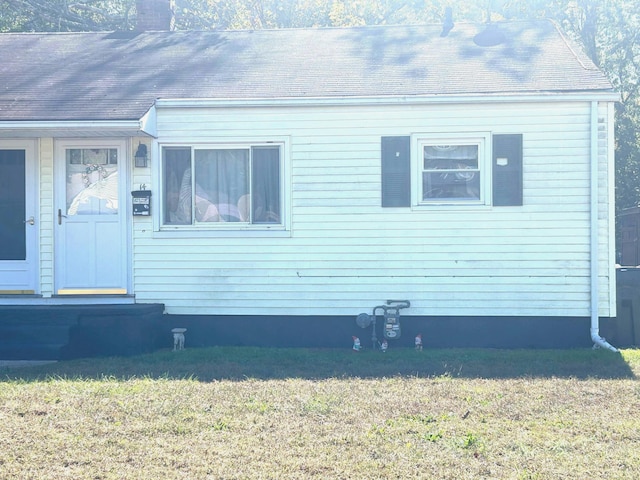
[{"xmin": 0, "ymin": 10, "xmax": 620, "ymax": 352}]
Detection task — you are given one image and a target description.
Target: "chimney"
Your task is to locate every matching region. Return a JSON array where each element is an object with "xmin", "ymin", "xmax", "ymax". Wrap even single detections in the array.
[{"xmin": 136, "ymin": 0, "xmax": 176, "ymax": 31}]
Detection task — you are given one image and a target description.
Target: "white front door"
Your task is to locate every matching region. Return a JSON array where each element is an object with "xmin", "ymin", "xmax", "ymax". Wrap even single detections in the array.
[
  {"xmin": 54, "ymin": 140, "xmax": 128, "ymax": 295},
  {"xmin": 0, "ymin": 141, "xmax": 38, "ymax": 293}
]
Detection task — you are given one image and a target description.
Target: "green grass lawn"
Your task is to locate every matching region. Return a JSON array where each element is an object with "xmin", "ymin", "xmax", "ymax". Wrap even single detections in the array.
[{"xmin": 1, "ymin": 347, "xmax": 639, "ymax": 479}]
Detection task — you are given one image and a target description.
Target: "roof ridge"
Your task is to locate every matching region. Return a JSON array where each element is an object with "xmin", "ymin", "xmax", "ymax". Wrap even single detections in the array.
[
  {"xmin": 0, "ymin": 19, "xmax": 551, "ymax": 37},
  {"xmin": 0, "ymin": 30, "xmax": 108, "ymax": 35}
]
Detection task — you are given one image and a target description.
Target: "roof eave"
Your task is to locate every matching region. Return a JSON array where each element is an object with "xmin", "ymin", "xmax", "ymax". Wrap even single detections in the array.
[
  {"xmin": 0, "ymin": 117, "xmax": 156, "ymax": 139},
  {"xmin": 0, "ymin": 92, "xmax": 619, "ymax": 132},
  {"xmin": 155, "ymin": 91, "xmax": 620, "ymax": 109}
]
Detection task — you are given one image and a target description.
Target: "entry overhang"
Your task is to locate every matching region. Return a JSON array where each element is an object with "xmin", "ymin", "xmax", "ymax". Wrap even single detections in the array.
[{"xmin": 0, "ymin": 110, "xmax": 157, "ymax": 139}]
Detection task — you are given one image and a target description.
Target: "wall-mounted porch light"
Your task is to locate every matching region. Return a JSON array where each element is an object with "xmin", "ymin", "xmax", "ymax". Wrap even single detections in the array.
[{"xmin": 134, "ymin": 142, "xmax": 149, "ymax": 168}]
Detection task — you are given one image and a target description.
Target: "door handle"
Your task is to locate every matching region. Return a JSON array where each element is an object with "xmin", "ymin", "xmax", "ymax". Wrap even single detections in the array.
[
  {"xmin": 57, "ymin": 209, "xmax": 67, "ymax": 225},
  {"xmin": 24, "ymin": 216, "xmax": 35, "ymax": 226}
]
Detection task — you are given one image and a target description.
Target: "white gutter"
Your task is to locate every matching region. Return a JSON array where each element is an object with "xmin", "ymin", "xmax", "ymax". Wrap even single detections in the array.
[
  {"xmin": 156, "ymin": 91, "xmax": 620, "ymax": 109},
  {"xmin": 590, "ymin": 100, "xmax": 617, "ymax": 352},
  {"xmin": 0, "ymin": 119, "xmax": 156, "ymax": 138},
  {"xmin": 0, "ymin": 120, "xmax": 146, "ymax": 130}
]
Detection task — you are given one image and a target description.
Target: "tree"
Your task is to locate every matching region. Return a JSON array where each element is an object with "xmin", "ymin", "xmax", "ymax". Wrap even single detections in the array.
[
  {"xmin": 0, "ymin": 0, "xmax": 135, "ymax": 31},
  {"xmin": 560, "ymin": 1, "xmax": 640, "ymax": 214}
]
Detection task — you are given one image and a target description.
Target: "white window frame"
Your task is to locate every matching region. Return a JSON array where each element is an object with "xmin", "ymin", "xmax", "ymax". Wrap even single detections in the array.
[
  {"xmin": 157, "ymin": 139, "xmax": 289, "ymax": 235},
  {"xmin": 412, "ymin": 133, "xmax": 491, "ymax": 207}
]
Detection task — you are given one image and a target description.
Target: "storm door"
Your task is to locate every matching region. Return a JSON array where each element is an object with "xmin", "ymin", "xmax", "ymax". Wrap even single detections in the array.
[
  {"xmin": 0, "ymin": 143, "xmax": 38, "ymax": 293},
  {"xmin": 54, "ymin": 141, "xmax": 128, "ymax": 294}
]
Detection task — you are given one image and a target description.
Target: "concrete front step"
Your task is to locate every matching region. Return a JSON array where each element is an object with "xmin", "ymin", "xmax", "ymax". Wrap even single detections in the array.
[
  {"xmin": 0, "ymin": 344, "xmax": 66, "ymax": 361},
  {"xmin": 0, "ymin": 304, "xmax": 165, "ymax": 360}
]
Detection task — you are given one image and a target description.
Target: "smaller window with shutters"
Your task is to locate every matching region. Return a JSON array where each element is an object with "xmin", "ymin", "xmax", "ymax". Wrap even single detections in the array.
[{"xmin": 381, "ymin": 134, "xmax": 523, "ymax": 208}]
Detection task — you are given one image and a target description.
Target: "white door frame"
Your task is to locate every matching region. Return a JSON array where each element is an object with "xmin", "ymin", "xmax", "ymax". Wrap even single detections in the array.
[
  {"xmin": 54, "ymin": 139, "xmax": 130, "ymax": 295},
  {"xmin": 0, "ymin": 139, "xmax": 39, "ymax": 294}
]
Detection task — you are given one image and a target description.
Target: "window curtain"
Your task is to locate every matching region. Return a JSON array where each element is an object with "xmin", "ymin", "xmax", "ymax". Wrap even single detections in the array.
[
  {"xmin": 164, "ymin": 147, "xmax": 191, "ymax": 224},
  {"xmin": 195, "ymin": 149, "xmax": 249, "ymax": 222},
  {"xmin": 252, "ymin": 147, "xmax": 280, "ymax": 224}
]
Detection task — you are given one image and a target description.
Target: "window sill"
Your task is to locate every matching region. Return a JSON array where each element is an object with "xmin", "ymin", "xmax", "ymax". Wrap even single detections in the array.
[
  {"xmin": 414, "ymin": 201, "xmax": 489, "ymax": 209},
  {"xmin": 153, "ymin": 226, "xmax": 291, "ymax": 239}
]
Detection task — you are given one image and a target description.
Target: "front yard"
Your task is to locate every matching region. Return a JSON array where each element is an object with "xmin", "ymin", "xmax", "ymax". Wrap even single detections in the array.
[{"xmin": 1, "ymin": 347, "xmax": 639, "ymax": 479}]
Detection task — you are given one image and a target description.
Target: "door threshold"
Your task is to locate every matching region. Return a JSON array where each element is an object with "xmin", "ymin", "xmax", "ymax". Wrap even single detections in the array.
[{"xmin": 57, "ymin": 288, "xmax": 128, "ymax": 295}]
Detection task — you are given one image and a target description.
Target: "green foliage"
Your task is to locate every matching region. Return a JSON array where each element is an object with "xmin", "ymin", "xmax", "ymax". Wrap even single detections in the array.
[
  {"xmin": 531, "ymin": 1, "xmax": 640, "ymax": 214},
  {"xmin": 1, "ymin": 346, "xmax": 634, "ymax": 381},
  {"xmin": 460, "ymin": 431, "xmax": 480, "ymax": 449},
  {"xmin": 0, "ymin": 0, "xmax": 136, "ymax": 32}
]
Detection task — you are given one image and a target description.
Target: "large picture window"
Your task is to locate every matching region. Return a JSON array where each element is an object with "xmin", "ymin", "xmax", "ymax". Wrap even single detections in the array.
[{"xmin": 163, "ymin": 145, "xmax": 282, "ymax": 227}]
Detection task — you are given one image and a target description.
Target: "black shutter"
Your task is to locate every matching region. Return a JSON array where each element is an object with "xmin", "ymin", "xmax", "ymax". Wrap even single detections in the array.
[
  {"xmin": 381, "ymin": 136, "xmax": 411, "ymax": 207},
  {"xmin": 492, "ymin": 134, "xmax": 523, "ymax": 206}
]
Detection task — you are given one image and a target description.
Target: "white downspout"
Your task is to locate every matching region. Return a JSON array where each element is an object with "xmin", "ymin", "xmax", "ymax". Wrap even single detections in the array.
[{"xmin": 589, "ymin": 100, "xmax": 618, "ymax": 352}]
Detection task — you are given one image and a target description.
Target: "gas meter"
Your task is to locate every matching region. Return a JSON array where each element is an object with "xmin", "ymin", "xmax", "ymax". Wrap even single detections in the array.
[
  {"xmin": 382, "ymin": 300, "xmax": 410, "ymax": 340},
  {"xmin": 356, "ymin": 300, "xmax": 410, "ymax": 349}
]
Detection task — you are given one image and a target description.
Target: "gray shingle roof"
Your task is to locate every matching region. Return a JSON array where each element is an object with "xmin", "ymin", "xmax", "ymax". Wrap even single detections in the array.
[{"xmin": 0, "ymin": 20, "xmax": 614, "ymax": 121}]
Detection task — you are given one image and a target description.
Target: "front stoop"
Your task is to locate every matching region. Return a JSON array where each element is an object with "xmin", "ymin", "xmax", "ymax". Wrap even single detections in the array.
[{"xmin": 0, "ymin": 304, "xmax": 165, "ymax": 360}]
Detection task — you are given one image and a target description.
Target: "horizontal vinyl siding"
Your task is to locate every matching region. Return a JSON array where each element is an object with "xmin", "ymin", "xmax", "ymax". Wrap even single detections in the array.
[{"xmin": 133, "ymin": 101, "xmax": 613, "ymax": 316}]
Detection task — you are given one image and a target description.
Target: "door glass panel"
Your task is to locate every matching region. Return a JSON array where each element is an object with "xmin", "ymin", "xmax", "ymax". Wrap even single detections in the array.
[
  {"xmin": 66, "ymin": 148, "xmax": 118, "ymax": 215},
  {"xmin": 0, "ymin": 150, "xmax": 26, "ymax": 260}
]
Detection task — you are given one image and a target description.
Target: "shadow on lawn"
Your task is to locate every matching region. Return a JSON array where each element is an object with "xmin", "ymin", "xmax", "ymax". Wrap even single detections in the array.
[{"xmin": 1, "ymin": 347, "xmax": 637, "ymax": 382}]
